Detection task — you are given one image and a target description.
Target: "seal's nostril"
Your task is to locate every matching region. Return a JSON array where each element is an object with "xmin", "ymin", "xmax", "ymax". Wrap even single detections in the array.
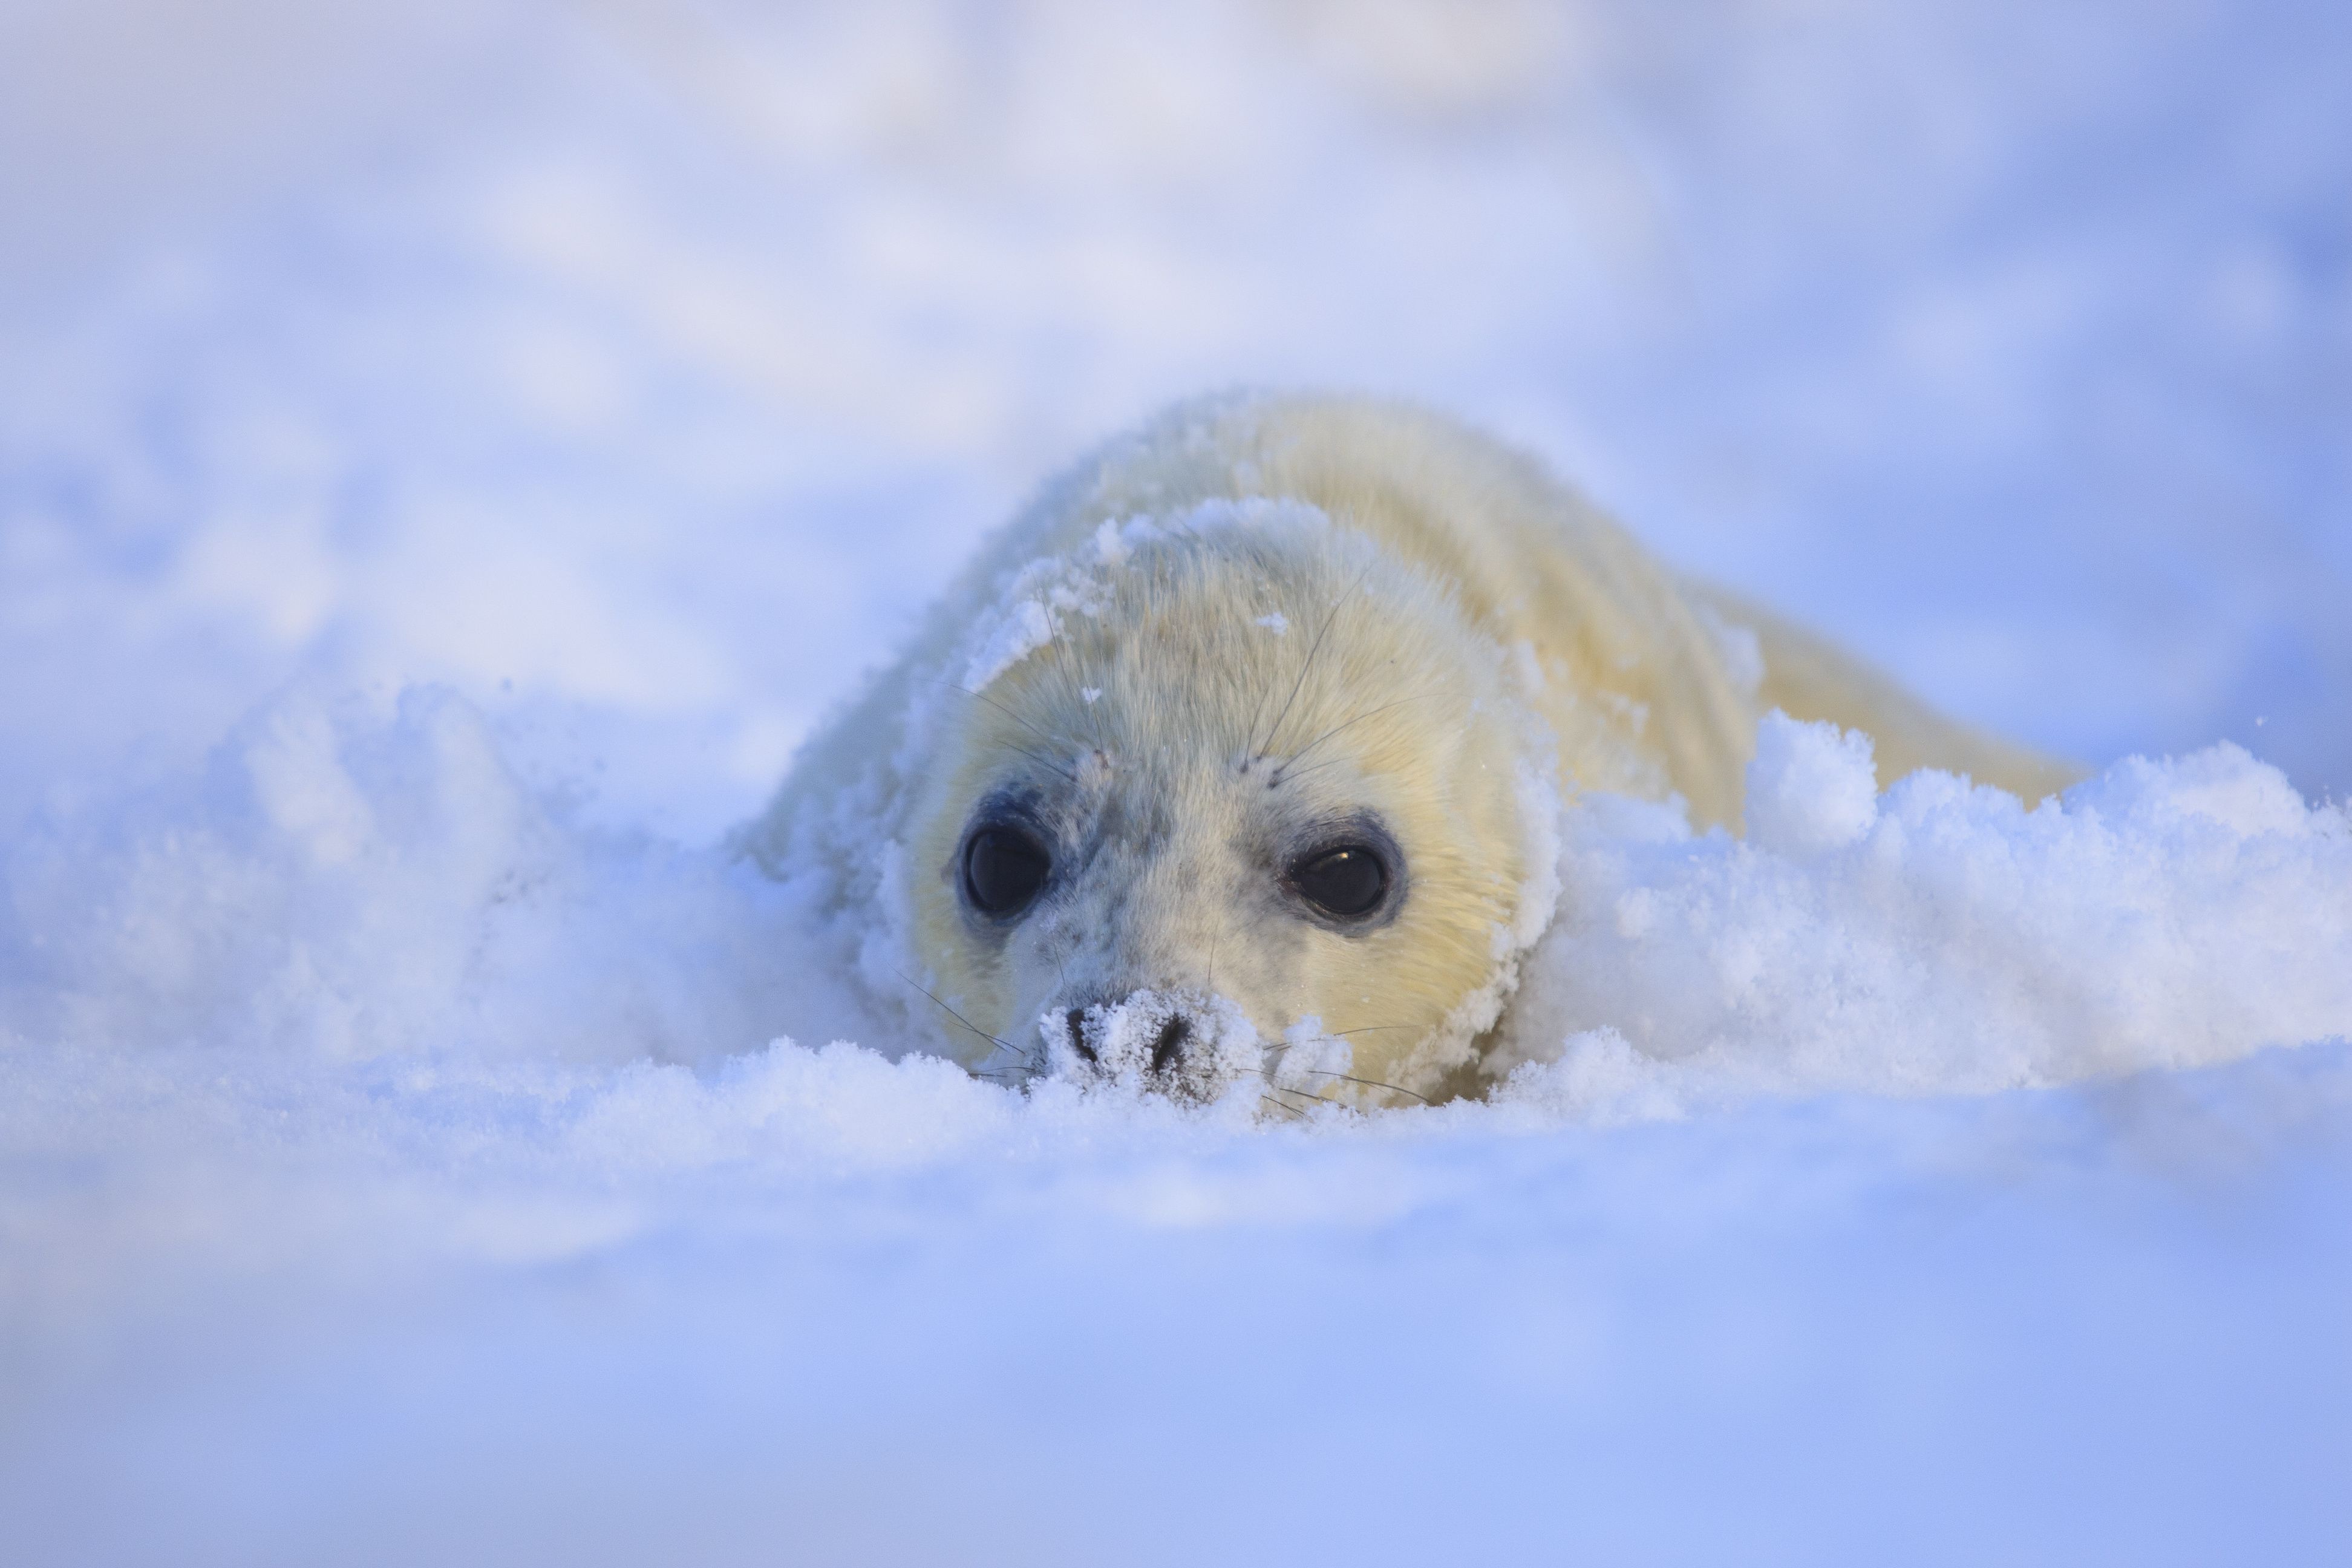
[
  {"xmin": 1066, "ymin": 1008, "xmax": 1096, "ymax": 1063},
  {"xmin": 1149, "ymin": 1015, "xmax": 1191, "ymax": 1074}
]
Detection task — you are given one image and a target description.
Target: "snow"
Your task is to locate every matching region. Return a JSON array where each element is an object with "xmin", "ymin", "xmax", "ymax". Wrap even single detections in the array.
[
  {"xmin": 1497, "ymin": 717, "xmax": 2352, "ymax": 1117},
  {"xmin": 2, "ymin": 1, "xmax": 2349, "ymax": 1563}
]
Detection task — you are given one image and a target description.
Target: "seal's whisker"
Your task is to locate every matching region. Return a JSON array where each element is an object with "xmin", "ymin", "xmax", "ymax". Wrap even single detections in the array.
[
  {"xmin": 898, "ymin": 971, "xmax": 1039, "ymax": 1074},
  {"xmin": 1276, "ymin": 1024, "xmax": 1423, "ymax": 1040},
  {"xmin": 1049, "ymin": 636, "xmax": 1111, "ymax": 754},
  {"xmin": 1256, "ymin": 1022, "xmax": 1419, "ymax": 1067},
  {"xmin": 1263, "ymin": 754, "xmax": 1358, "ymax": 788},
  {"xmin": 1263, "ymin": 1083, "xmax": 1347, "ymax": 1114},
  {"xmin": 934, "ymin": 681, "xmax": 1080, "ymax": 780},
  {"xmin": 1240, "ymin": 653, "xmax": 1279, "ymax": 770},
  {"xmin": 984, "ymin": 1044, "xmax": 1045, "ymax": 1076},
  {"xmin": 1274, "ymin": 1068, "xmax": 1434, "ymax": 1106},
  {"xmin": 1255, "ymin": 561, "xmax": 1376, "ymax": 758},
  {"xmin": 1275, "ymin": 690, "xmax": 1446, "ymax": 778},
  {"xmin": 1233, "ymin": 1068, "xmax": 1347, "ymax": 1108},
  {"xmin": 935, "ymin": 679, "xmax": 1062, "ymax": 748},
  {"xmin": 1000, "ymin": 742, "xmax": 1079, "ymax": 784},
  {"xmin": 1255, "ymin": 1074, "xmax": 1336, "ymax": 1105},
  {"xmin": 1258, "ymin": 1094, "xmax": 1308, "ymax": 1122}
]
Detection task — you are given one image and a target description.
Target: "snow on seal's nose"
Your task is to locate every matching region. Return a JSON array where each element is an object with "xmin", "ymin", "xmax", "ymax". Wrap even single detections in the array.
[{"xmin": 1042, "ymin": 989, "xmax": 1259, "ymax": 1103}]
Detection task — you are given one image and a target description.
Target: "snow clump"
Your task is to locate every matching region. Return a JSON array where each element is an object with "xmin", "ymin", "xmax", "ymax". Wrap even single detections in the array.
[{"xmin": 1498, "ymin": 713, "xmax": 2352, "ymax": 1120}]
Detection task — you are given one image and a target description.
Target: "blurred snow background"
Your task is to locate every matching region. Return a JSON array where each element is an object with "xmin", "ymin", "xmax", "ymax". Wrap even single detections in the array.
[
  {"xmin": 6, "ymin": 0, "xmax": 2347, "ymax": 841},
  {"xmin": 2, "ymin": 1, "xmax": 2348, "ymax": 1563}
]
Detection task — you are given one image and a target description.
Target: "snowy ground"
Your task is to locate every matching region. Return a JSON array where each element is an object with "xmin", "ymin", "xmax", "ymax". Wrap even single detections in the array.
[{"xmin": 2, "ymin": 2, "xmax": 2348, "ymax": 1563}]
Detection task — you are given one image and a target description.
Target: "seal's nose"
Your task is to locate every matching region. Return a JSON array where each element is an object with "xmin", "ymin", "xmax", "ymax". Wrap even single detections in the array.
[
  {"xmin": 1050, "ymin": 989, "xmax": 1240, "ymax": 1099},
  {"xmin": 1060, "ymin": 1000, "xmax": 1192, "ymax": 1073},
  {"xmin": 1146, "ymin": 1013, "xmax": 1191, "ymax": 1073}
]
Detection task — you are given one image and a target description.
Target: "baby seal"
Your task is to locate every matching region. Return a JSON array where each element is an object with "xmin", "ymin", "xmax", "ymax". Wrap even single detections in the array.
[{"xmin": 744, "ymin": 393, "xmax": 2071, "ymax": 1106}]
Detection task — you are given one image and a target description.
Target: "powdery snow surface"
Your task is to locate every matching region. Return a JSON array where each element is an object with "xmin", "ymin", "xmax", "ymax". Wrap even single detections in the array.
[
  {"xmin": 1498, "ymin": 717, "xmax": 2352, "ymax": 1114},
  {"xmin": 4, "ymin": 2, "xmax": 2351, "ymax": 1564}
]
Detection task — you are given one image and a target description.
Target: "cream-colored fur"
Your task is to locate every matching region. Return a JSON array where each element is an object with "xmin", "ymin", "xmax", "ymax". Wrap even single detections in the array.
[{"xmin": 743, "ymin": 392, "xmax": 2075, "ymax": 1102}]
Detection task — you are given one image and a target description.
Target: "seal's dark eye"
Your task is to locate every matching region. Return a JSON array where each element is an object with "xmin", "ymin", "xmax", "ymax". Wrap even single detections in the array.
[
  {"xmin": 1290, "ymin": 844, "xmax": 1389, "ymax": 920},
  {"xmin": 962, "ymin": 826, "xmax": 1050, "ymax": 918}
]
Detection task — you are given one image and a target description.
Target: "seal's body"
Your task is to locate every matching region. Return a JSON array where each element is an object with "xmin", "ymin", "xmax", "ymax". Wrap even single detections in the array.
[{"xmin": 746, "ymin": 394, "xmax": 2071, "ymax": 1103}]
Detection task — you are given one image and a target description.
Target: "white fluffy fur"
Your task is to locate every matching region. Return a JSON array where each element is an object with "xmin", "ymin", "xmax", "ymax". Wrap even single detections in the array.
[{"xmin": 742, "ymin": 393, "xmax": 2074, "ymax": 1103}]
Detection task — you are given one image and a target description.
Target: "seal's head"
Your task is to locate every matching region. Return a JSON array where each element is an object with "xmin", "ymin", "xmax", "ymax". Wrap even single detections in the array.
[{"xmin": 903, "ymin": 504, "xmax": 1552, "ymax": 1105}]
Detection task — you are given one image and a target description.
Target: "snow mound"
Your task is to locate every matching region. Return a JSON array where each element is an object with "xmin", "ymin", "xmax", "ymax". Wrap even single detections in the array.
[
  {"xmin": 8, "ymin": 693, "xmax": 2344, "ymax": 1122},
  {"xmin": 1498, "ymin": 713, "xmax": 2352, "ymax": 1120},
  {"xmin": 0, "ymin": 684, "xmax": 832, "ymax": 1068}
]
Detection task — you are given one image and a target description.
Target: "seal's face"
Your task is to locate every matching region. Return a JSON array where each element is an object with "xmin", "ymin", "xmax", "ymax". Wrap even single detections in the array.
[{"xmin": 905, "ymin": 515, "xmax": 1541, "ymax": 1105}]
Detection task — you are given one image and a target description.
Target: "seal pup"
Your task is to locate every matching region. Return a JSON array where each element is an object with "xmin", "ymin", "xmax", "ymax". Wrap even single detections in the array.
[{"xmin": 742, "ymin": 393, "xmax": 2074, "ymax": 1106}]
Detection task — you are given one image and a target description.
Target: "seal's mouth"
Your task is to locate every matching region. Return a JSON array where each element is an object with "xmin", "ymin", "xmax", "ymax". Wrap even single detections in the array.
[{"xmin": 1040, "ymin": 988, "xmax": 1259, "ymax": 1105}]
